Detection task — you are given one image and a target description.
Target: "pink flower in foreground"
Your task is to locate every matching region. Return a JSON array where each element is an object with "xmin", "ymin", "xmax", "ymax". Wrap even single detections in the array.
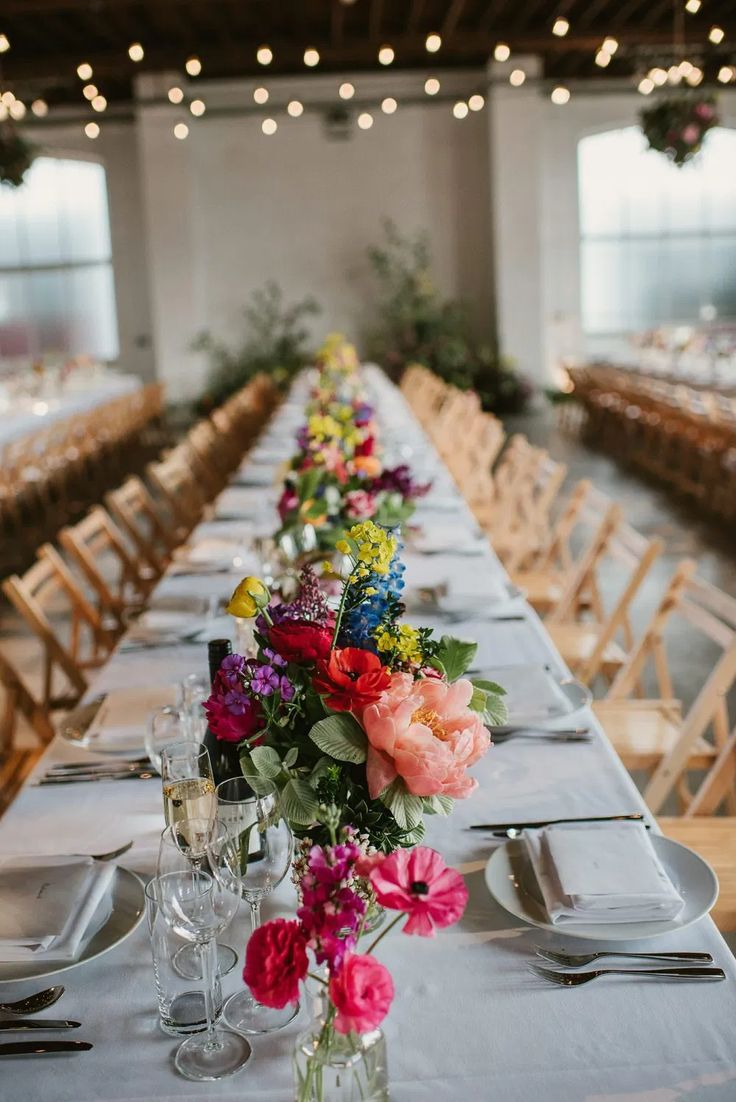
[
  {"xmin": 681, "ymin": 123, "xmax": 700, "ymax": 145},
  {"xmin": 243, "ymin": 919, "xmax": 308, "ymax": 1009},
  {"xmin": 362, "ymin": 673, "xmax": 490, "ymax": 800},
  {"xmin": 329, "ymin": 953, "xmax": 394, "ymax": 1034},
  {"xmin": 344, "ymin": 489, "xmax": 377, "ymax": 520},
  {"xmin": 368, "ymin": 847, "xmax": 468, "ymax": 936}
]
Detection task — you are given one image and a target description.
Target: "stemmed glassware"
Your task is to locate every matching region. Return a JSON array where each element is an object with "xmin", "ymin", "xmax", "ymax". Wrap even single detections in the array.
[
  {"xmin": 156, "ymin": 820, "xmax": 251, "ymax": 1082},
  {"xmin": 180, "ymin": 673, "xmax": 210, "ymax": 741},
  {"xmin": 158, "ymin": 743, "xmax": 237, "ymax": 978},
  {"xmin": 211, "ymin": 780, "xmax": 296, "ymax": 1034},
  {"xmin": 146, "ymin": 707, "xmax": 188, "ymax": 773}
]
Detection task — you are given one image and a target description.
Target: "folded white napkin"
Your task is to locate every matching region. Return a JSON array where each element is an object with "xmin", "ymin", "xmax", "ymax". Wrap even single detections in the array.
[
  {"xmin": 480, "ymin": 664, "xmax": 574, "ymax": 722},
  {"xmin": 178, "ymin": 536, "xmax": 247, "ymax": 568},
  {"xmin": 524, "ymin": 823, "xmax": 685, "ymax": 925},
  {"xmin": 0, "ymin": 856, "xmax": 115, "ymax": 961},
  {"xmin": 85, "ymin": 685, "xmax": 178, "ymax": 751}
]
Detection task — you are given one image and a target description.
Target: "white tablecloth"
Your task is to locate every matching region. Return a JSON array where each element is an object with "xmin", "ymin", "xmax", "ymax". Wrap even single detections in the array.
[
  {"xmin": 0, "ymin": 373, "xmax": 142, "ymax": 447},
  {"xmin": 2, "ymin": 368, "xmax": 735, "ymax": 1101}
]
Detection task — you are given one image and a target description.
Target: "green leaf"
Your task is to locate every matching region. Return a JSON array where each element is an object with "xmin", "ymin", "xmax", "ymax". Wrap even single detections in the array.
[
  {"xmin": 469, "ymin": 685, "xmax": 488, "ymax": 714},
  {"xmin": 423, "ymin": 794, "xmax": 454, "ymax": 816},
  {"xmin": 402, "ymin": 822, "xmax": 427, "ymax": 846},
  {"xmin": 379, "ymin": 777, "xmax": 424, "ymax": 830},
  {"xmin": 309, "ymin": 713, "xmax": 368, "ymax": 764},
  {"xmin": 484, "ymin": 693, "xmax": 508, "ymax": 727},
  {"xmin": 473, "ymin": 679, "xmax": 507, "ymax": 697},
  {"xmin": 250, "ymin": 745, "xmax": 282, "ymax": 779},
  {"xmin": 280, "ymin": 777, "xmax": 319, "ymax": 826},
  {"xmin": 239, "ymin": 753, "xmax": 278, "ymax": 796},
  {"xmin": 283, "ymin": 747, "xmax": 299, "ymax": 770},
  {"xmin": 471, "ymin": 679, "xmax": 508, "ymax": 726},
  {"xmin": 435, "ymin": 635, "xmax": 478, "ymax": 682}
]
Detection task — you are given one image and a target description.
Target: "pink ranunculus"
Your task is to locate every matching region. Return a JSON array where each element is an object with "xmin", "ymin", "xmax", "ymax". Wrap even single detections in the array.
[
  {"xmin": 681, "ymin": 123, "xmax": 700, "ymax": 145},
  {"xmin": 344, "ymin": 489, "xmax": 378, "ymax": 519},
  {"xmin": 694, "ymin": 103, "xmax": 715, "ymax": 122},
  {"xmin": 329, "ymin": 953, "xmax": 394, "ymax": 1035},
  {"xmin": 361, "ymin": 673, "xmax": 491, "ymax": 800},
  {"xmin": 367, "ymin": 847, "xmax": 469, "ymax": 936}
]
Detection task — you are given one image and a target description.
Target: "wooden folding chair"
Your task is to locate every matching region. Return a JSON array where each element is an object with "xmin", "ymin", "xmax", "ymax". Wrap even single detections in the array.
[
  {"xmin": 0, "ymin": 648, "xmax": 55, "ymax": 815},
  {"xmin": 492, "ymin": 450, "xmax": 568, "ymax": 573},
  {"xmin": 146, "ymin": 446, "xmax": 206, "ymax": 538},
  {"xmin": 545, "ymin": 511, "xmax": 663, "ymax": 687},
  {"xmin": 59, "ymin": 505, "xmax": 156, "ymax": 629},
  {"xmin": 106, "ymin": 476, "xmax": 178, "ymax": 578}
]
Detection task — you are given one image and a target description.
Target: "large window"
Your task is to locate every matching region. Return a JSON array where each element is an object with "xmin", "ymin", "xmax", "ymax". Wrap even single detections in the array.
[
  {"xmin": 0, "ymin": 156, "xmax": 119, "ymax": 361},
  {"xmin": 578, "ymin": 126, "xmax": 736, "ymax": 338}
]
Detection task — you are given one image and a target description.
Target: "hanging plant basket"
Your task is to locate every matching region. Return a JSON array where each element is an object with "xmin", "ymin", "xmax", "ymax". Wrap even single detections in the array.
[
  {"xmin": 0, "ymin": 121, "xmax": 35, "ymax": 187},
  {"xmin": 640, "ymin": 94, "xmax": 719, "ymax": 167}
]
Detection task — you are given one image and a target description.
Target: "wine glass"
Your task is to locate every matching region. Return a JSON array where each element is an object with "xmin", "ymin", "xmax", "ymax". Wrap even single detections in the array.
[
  {"xmin": 179, "ymin": 673, "xmax": 210, "ymax": 741},
  {"xmin": 159, "ymin": 746, "xmax": 237, "ymax": 979},
  {"xmin": 146, "ymin": 706, "xmax": 188, "ymax": 773},
  {"xmin": 210, "ymin": 783, "xmax": 296, "ymax": 1034},
  {"xmin": 157, "ymin": 849, "xmax": 251, "ymax": 1081}
]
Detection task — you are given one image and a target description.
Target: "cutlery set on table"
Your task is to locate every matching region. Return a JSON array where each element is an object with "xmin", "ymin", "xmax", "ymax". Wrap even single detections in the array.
[{"xmin": 0, "ymin": 986, "xmax": 93, "ymax": 1058}]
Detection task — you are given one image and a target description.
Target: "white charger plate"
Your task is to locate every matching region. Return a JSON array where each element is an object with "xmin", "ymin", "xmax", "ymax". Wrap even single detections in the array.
[
  {"xmin": 0, "ymin": 867, "xmax": 146, "ymax": 983},
  {"xmin": 484, "ymin": 834, "xmax": 718, "ymax": 942}
]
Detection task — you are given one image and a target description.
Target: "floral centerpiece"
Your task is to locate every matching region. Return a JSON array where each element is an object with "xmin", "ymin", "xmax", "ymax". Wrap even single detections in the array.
[
  {"xmin": 275, "ymin": 334, "xmax": 430, "ymax": 552},
  {"xmin": 640, "ymin": 94, "xmax": 718, "ymax": 166},
  {"xmin": 243, "ymin": 824, "xmax": 468, "ymax": 1100},
  {"xmin": 205, "ymin": 519, "xmax": 506, "ymax": 852}
]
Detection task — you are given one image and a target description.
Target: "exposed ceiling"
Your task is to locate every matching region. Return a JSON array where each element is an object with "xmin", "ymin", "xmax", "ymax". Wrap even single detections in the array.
[{"xmin": 1, "ymin": 0, "xmax": 736, "ymax": 109}]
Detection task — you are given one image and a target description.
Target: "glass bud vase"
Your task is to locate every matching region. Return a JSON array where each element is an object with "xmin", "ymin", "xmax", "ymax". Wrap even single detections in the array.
[{"xmin": 293, "ymin": 991, "xmax": 389, "ymax": 1102}]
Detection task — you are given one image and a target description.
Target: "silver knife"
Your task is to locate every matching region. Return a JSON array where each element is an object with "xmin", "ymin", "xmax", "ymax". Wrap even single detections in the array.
[
  {"xmin": 470, "ymin": 813, "xmax": 647, "ymax": 836},
  {"xmin": 45, "ymin": 758, "xmax": 151, "ymax": 775},
  {"xmin": 0, "ymin": 1020, "xmax": 80, "ymax": 1031},
  {"xmin": 0, "ymin": 1040, "xmax": 92, "ymax": 1056},
  {"xmin": 37, "ymin": 769, "xmax": 156, "ymax": 786}
]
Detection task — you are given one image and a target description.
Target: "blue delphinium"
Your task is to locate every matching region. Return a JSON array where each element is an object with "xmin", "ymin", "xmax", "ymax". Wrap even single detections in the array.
[{"xmin": 339, "ymin": 539, "xmax": 406, "ymax": 652}]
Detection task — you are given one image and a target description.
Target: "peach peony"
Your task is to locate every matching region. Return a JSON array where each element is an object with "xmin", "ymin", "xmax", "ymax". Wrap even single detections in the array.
[{"xmin": 361, "ymin": 673, "xmax": 490, "ymax": 800}]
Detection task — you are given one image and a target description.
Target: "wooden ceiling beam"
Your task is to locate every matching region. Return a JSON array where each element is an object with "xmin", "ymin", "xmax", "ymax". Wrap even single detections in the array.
[
  {"xmin": 442, "ymin": 0, "xmax": 468, "ymax": 39},
  {"xmin": 331, "ymin": 0, "xmax": 345, "ymax": 47},
  {"xmin": 408, "ymin": 0, "xmax": 426, "ymax": 32},
  {"xmin": 369, "ymin": 0, "xmax": 384, "ymax": 41}
]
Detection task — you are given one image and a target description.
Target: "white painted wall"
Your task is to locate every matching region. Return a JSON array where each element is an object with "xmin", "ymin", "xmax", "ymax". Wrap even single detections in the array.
[{"xmin": 135, "ymin": 71, "xmax": 493, "ymax": 401}]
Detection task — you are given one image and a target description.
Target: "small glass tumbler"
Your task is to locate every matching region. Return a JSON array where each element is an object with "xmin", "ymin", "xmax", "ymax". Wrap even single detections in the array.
[{"xmin": 144, "ymin": 877, "xmax": 223, "ymax": 1036}]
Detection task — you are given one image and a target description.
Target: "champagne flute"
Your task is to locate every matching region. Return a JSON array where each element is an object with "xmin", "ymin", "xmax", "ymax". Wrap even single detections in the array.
[
  {"xmin": 209, "ymin": 785, "xmax": 296, "ymax": 1034},
  {"xmin": 161, "ymin": 742, "xmax": 216, "ymax": 840},
  {"xmin": 157, "ymin": 844, "xmax": 250, "ymax": 1081}
]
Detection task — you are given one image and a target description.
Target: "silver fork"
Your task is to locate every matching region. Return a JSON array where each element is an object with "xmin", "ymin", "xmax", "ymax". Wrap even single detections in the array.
[
  {"xmin": 530, "ymin": 964, "xmax": 726, "ymax": 986},
  {"xmin": 536, "ymin": 947, "xmax": 713, "ymax": 967}
]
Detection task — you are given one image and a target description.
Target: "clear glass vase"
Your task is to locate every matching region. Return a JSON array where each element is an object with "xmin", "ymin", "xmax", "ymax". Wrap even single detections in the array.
[{"xmin": 293, "ymin": 991, "xmax": 389, "ymax": 1102}]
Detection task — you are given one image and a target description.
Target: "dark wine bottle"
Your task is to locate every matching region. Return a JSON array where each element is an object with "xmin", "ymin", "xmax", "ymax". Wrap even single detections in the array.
[{"xmin": 201, "ymin": 638, "xmax": 243, "ymax": 786}]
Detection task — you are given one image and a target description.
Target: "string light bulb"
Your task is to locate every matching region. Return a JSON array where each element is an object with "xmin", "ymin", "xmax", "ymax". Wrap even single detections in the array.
[
  {"xmin": 709, "ymin": 26, "xmax": 725, "ymax": 44},
  {"xmin": 685, "ymin": 0, "xmax": 701, "ymax": 11},
  {"xmin": 552, "ymin": 17, "xmax": 570, "ymax": 37},
  {"xmin": 718, "ymin": 65, "xmax": 735, "ymax": 82},
  {"xmin": 0, "ymin": 34, "xmax": 9, "ymax": 54},
  {"xmin": 253, "ymin": 86, "xmax": 269, "ymax": 104},
  {"xmin": 77, "ymin": 62, "xmax": 93, "ymax": 80},
  {"xmin": 1, "ymin": 91, "xmax": 15, "ymax": 106},
  {"xmin": 128, "ymin": 42, "xmax": 144, "ymax": 62},
  {"xmin": 190, "ymin": 99, "xmax": 206, "ymax": 116},
  {"xmin": 256, "ymin": 45, "xmax": 273, "ymax": 65},
  {"xmin": 262, "ymin": 118, "xmax": 277, "ymax": 135},
  {"xmin": 678, "ymin": 59, "xmax": 694, "ymax": 76},
  {"xmin": 378, "ymin": 45, "xmax": 395, "ymax": 65},
  {"xmin": 453, "ymin": 101, "xmax": 469, "ymax": 118},
  {"xmin": 304, "ymin": 47, "xmax": 320, "ymax": 67},
  {"xmin": 287, "ymin": 100, "xmax": 303, "ymax": 117},
  {"xmin": 424, "ymin": 77, "xmax": 440, "ymax": 95},
  {"xmin": 602, "ymin": 37, "xmax": 619, "ymax": 54},
  {"xmin": 468, "ymin": 94, "xmax": 485, "ymax": 111},
  {"xmin": 339, "ymin": 82, "xmax": 355, "ymax": 99},
  {"xmin": 83, "ymin": 84, "xmax": 98, "ymax": 100},
  {"xmin": 595, "ymin": 50, "xmax": 611, "ymax": 67},
  {"xmin": 686, "ymin": 65, "xmax": 704, "ymax": 85},
  {"xmin": 494, "ymin": 43, "xmax": 511, "ymax": 61},
  {"xmin": 31, "ymin": 98, "xmax": 48, "ymax": 117},
  {"xmin": 509, "ymin": 68, "xmax": 526, "ymax": 86},
  {"xmin": 357, "ymin": 111, "xmax": 374, "ymax": 129},
  {"xmin": 551, "ymin": 86, "xmax": 571, "ymax": 104},
  {"xmin": 9, "ymin": 100, "xmax": 26, "ymax": 119},
  {"xmin": 649, "ymin": 67, "xmax": 668, "ymax": 85},
  {"xmin": 638, "ymin": 77, "xmax": 655, "ymax": 94},
  {"xmin": 173, "ymin": 122, "xmax": 189, "ymax": 139},
  {"xmin": 84, "ymin": 121, "xmax": 100, "ymax": 139},
  {"xmin": 168, "ymin": 87, "xmax": 184, "ymax": 104},
  {"xmin": 185, "ymin": 56, "xmax": 202, "ymax": 76},
  {"xmin": 381, "ymin": 96, "xmax": 397, "ymax": 114},
  {"xmin": 425, "ymin": 33, "xmax": 442, "ymax": 53},
  {"xmin": 91, "ymin": 95, "xmax": 107, "ymax": 112}
]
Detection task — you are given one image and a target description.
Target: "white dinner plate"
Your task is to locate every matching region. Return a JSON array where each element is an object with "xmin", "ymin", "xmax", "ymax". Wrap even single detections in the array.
[
  {"xmin": 484, "ymin": 834, "xmax": 719, "ymax": 942},
  {"xmin": 0, "ymin": 867, "xmax": 146, "ymax": 983}
]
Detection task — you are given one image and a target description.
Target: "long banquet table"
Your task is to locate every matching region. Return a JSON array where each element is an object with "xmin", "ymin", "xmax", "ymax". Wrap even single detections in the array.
[
  {"xmin": 2, "ymin": 367, "xmax": 736, "ymax": 1101},
  {"xmin": 0, "ymin": 371, "xmax": 142, "ymax": 447}
]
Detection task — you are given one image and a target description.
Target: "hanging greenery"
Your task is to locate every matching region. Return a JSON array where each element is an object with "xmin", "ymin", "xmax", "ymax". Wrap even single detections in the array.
[
  {"xmin": 640, "ymin": 94, "xmax": 718, "ymax": 166},
  {"xmin": 0, "ymin": 122, "xmax": 35, "ymax": 187}
]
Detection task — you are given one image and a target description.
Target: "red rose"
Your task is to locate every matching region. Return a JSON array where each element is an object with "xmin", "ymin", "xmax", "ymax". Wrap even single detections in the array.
[
  {"xmin": 268, "ymin": 619, "xmax": 333, "ymax": 664},
  {"xmin": 329, "ymin": 953, "xmax": 394, "ymax": 1035},
  {"xmin": 313, "ymin": 647, "xmax": 391, "ymax": 712},
  {"xmin": 355, "ymin": 435, "xmax": 376, "ymax": 457},
  {"xmin": 243, "ymin": 919, "xmax": 308, "ymax": 1009}
]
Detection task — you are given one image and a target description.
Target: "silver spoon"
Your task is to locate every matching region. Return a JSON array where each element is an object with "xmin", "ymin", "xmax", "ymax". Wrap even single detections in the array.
[
  {"xmin": 536, "ymin": 947, "xmax": 713, "ymax": 967},
  {"xmin": 0, "ymin": 986, "xmax": 65, "ymax": 1016}
]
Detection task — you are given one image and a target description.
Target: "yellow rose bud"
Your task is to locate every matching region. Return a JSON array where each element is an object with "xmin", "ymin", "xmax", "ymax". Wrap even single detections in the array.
[{"xmin": 227, "ymin": 576, "xmax": 269, "ymax": 619}]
